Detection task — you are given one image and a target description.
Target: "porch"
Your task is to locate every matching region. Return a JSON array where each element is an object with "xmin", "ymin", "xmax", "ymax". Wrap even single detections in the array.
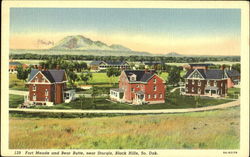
[{"xmin": 110, "ymin": 88, "xmax": 124, "ymax": 103}]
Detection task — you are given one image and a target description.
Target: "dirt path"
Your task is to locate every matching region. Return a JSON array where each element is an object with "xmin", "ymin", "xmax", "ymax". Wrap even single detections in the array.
[{"xmin": 9, "ymin": 99, "xmax": 240, "ymax": 114}]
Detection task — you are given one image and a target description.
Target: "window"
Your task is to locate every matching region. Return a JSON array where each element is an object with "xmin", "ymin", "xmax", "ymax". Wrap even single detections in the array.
[
  {"xmin": 192, "ymin": 87, "xmax": 194, "ymax": 92},
  {"xmin": 198, "ymin": 88, "xmax": 201, "ymax": 94},
  {"xmin": 186, "ymin": 87, "xmax": 188, "ymax": 92},
  {"xmin": 136, "ymin": 85, "xmax": 139, "ymax": 88},
  {"xmin": 207, "ymin": 80, "xmax": 210, "ymax": 86},
  {"xmin": 153, "ymin": 85, "xmax": 157, "ymax": 91},
  {"xmin": 154, "ymin": 78, "xmax": 156, "ymax": 83},
  {"xmin": 42, "ymin": 77, "xmax": 46, "ymax": 83},
  {"xmin": 35, "ymin": 77, "xmax": 38, "ymax": 82},
  {"xmin": 214, "ymin": 81, "xmax": 217, "ymax": 87},
  {"xmin": 153, "ymin": 94, "xmax": 157, "ymax": 99},
  {"xmin": 148, "ymin": 94, "xmax": 151, "ymax": 99},
  {"xmin": 131, "ymin": 88, "xmax": 134, "ymax": 92},
  {"xmin": 131, "ymin": 76, "xmax": 135, "ymax": 81},
  {"xmin": 159, "ymin": 93, "xmax": 163, "ymax": 98},
  {"xmin": 33, "ymin": 94, "xmax": 36, "ymax": 101},
  {"xmin": 45, "ymin": 97, "xmax": 48, "ymax": 102},
  {"xmin": 198, "ymin": 80, "xmax": 201, "ymax": 86},
  {"xmin": 32, "ymin": 85, "xmax": 36, "ymax": 91},
  {"xmin": 192, "ymin": 80, "xmax": 194, "ymax": 85},
  {"xmin": 45, "ymin": 89, "xmax": 48, "ymax": 96}
]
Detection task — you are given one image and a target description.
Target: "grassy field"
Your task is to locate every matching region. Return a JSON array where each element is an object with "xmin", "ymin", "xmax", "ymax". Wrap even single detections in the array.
[
  {"xmin": 9, "ymin": 74, "xmax": 27, "ymax": 91},
  {"xmin": 9, "ymin": 106, "xmax": 240, "ymax": 149},
  {"xmin": 9, "ymin": 94, "xmax": 24, "ymax": 108}
]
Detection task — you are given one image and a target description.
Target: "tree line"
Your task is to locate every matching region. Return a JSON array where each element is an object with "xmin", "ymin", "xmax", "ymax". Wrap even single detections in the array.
[{"xmin": 10, "ymin": 53, "xmax": 240, "ymax": 63}]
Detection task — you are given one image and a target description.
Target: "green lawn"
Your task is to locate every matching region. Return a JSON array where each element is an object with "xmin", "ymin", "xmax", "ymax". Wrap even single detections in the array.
[
  {"xmin": 9, "ymin": 74, "xmax": 27, "ymax": 91},
  {"xmin": 9, "ymin": 106, "xmax": 240, "ymax": 149},
  {"xmin": 227, "ymin": 88, "xmax": 240, "ymax": 99},
  {"xmin": 9, "ymin": 94, "xmax": 24, "ymax": 108},
  {"xmin": 30, "ymin": 90, "xmax": 232, "ymax": 110}
]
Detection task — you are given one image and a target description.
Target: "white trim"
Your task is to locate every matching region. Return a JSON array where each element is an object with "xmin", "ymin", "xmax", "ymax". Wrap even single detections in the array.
[
  {"xmin": 187, "ymin": 69, "xmax": 205, "ymax": 80},
  {"xmin": 28, "ymin": 71, "xmax": 52, "ymax": 84}
]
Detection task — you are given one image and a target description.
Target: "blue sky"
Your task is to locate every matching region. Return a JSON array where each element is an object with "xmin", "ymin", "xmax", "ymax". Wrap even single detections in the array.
[{"xmin": 10, "ymin": 8, "xmax": 241, "ymax": 55}]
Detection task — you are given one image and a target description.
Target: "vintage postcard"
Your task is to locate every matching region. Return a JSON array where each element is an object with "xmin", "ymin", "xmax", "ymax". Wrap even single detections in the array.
[{"xmin": 1, "ymin": 1, "xmax": 249, "ymax": 157}]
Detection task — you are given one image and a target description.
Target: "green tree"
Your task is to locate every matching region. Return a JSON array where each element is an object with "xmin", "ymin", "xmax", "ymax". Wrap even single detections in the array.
[
  {"xmin": 67, "ymin": 71, "xmax": 78, "ymax": 87},
  {"xmin": 231, "ymin": 63, "xmax": 240, "ymax": 73},
  {"xmin": 16, "ymin": 65, "xmax": 30, "ymax": 82},
  {"xmin": 79, "ymin": 72, "xmax": 93, "ymax": 85},
  {"xmin": 106, "ymin": 67, "xmax": 121, "ymax": 84},
  {"xmin": 167, "ymin": 66, "xmax": 181, "ymax": 86}
]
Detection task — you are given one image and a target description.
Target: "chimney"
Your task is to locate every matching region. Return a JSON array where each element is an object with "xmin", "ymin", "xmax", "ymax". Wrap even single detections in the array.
[
  {"xmin": 221, "ymin": 65, "xmax": 225, "ymax": 71},
  {"xmin": 56, "ymin": 65, "xmax": 60, "ymax": 70}
]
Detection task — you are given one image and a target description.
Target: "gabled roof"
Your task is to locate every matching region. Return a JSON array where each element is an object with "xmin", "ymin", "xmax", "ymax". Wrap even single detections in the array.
[
  {"xmin": 106, "ymin": 61, "xmax": 128, "ymax": 66},
  {"xmin": 124, "ymin": 70, "xmax": 156, "ymax": 82},
  {"xmin": 226, "ymin": 70, "xmax": 240, "ymax": 77},
  {"xmin": 89, "ymin": 61, "xmax": 105, "ymax": 65},
  {"xmin": 184, "ymin": 69, "xmax": 226, "ymax": 79},
  {"xmin": 28, "ymin": 69, "xmax": 66, "ymax": 83}
]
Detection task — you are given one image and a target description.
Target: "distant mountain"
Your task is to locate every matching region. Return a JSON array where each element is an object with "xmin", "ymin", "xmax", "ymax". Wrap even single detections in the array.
[
  {"xmin": 51, "ymin": 35, "xmax": 132, "ymax": 51},
  {"xmin": 165, "ymin": 52, "xmax": 184, "ymax": 57}
]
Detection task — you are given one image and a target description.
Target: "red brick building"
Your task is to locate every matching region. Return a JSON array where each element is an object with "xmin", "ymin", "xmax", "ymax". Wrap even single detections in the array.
[
  {"xmin": 110, "ymin": 70, "xmax": 166, "ymax": 105},
  {"xmin": 26, "ymin": 69, "xmax": 74, "ymax": 106},
  {"xmin": 181, "ymin": 68, "xmax": 228, "ymax": 97},
  {"xmin": 225, "ymin": 69, "xmax": 240, "ymax": 88}
]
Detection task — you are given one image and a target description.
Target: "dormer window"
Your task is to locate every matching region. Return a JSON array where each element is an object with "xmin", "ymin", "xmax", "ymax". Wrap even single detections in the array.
[{"xmin": 129, "ymin": 74, "xmax": 137, "ymax": 81}]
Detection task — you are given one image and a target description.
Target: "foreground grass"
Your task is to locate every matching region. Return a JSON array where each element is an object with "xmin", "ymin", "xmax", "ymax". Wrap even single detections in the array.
[
  {"xmin": 9, "ymin": 94, "xmax": 24, "ymax": 108},
  {"xmin": 9, "ymin": 107, "xmax": 240, "ymax": 149}
]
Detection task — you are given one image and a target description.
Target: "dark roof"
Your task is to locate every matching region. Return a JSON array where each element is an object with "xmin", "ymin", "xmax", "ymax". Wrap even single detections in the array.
[
  {"xmin": 226, "ymin": 70, "xmax": 240, "ymax": 77},
  {"xmin": 124, "ymin": 70, "xmax": 155, "ymax": 82},
  {"xmin": 28, "ymin": 69, "xmax": 66, "ymax": 83},
  {"xmin": 106, "ymin": 61, "xmax": 128, "ymax": 66},
  {"xmin": 89, "ymin": 61, "xmax": 104, "ymax": 65},
  {"xmin": 184, "ymin": 69, "xmax": 226, "ymax": 79},
  {"xmin": 9, "ymin": 62, "xmax": 22, "ymax": 65},
  {"xmin": 189, "ymin": 63, "xmax": 214, "ymax": 67}
]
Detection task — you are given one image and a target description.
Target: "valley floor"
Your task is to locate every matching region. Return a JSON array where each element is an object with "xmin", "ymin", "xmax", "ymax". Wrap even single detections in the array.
[{"xmin": 9, "ymin": 106, "xmax": 240, "ymax": 149}]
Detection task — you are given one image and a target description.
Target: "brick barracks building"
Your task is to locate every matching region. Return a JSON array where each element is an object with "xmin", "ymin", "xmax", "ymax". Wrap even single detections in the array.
[
  {"xmin": 26, "ymin": 68, "xmax": 75, "ymax": 106},
  {"xmin": 110, "ymin": 70, "xmax": 166, "ymax": 105}
]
